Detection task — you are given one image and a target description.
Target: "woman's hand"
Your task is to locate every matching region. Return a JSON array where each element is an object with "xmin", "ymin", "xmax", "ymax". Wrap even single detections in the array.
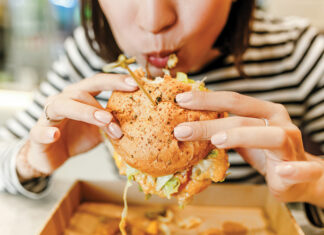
[
  {"xmin": 16, "ymin": 74, "xmax": 138, "ymax": 179},
  {"xmin": 173, "ymin": 91, "xmax": 324, "ymax": 205}
]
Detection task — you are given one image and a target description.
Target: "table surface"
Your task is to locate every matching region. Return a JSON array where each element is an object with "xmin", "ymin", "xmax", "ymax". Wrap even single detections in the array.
[{"xmin": 0, "ymin": 145, "xmax": 323, "ymax": 235}]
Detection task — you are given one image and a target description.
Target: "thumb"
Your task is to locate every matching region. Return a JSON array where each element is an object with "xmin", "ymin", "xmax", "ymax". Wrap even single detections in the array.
[
  {"xmin": 28, "ymin": 124, "xmax": 64, "ymax": 174},
  {"xmin": 275, "ymin": 161, "xmax": 323, "ymax": 186}
]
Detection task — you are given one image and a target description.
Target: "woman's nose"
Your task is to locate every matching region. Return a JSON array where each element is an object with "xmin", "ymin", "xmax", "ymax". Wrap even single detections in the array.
[{"xmin": 136, "ymin": 0, "xmax": 177, "ymax": 34}]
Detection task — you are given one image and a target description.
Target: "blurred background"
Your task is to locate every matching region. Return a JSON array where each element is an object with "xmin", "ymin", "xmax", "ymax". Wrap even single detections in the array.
[
  {"xmin": 0, "ymin": 0, "xmax": 324, "ymax": 125},
  {"xmin": 0, "ymin": 0, "xmax": 80, "ymax": 123}
]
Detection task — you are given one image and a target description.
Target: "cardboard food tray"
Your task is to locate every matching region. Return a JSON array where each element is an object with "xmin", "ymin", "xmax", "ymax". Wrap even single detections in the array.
[{"xmin": 39, "ymin": 180, "xmax": 304, "ymax": 235}]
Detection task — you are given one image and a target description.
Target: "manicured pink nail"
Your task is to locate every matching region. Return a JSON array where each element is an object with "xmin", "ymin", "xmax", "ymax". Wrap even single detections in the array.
[
  {"xmin": 125, "ymin": 77, "xmax": 138, "ymax": 87},
  {"xmin": 276, "ymin": 165, "xmax": 295, "ymax": 176},
  {"xmin": 174, "ymin": 125, "xmax": 193, "ymax": 138},
  {"xmin": 47, "ymin": 128, "xmax": 58, "ymax": 140},
  {"xmin": 108, "ymin": 122, "xmax": 123, "ymax": 139},
  {"xmin": 211, "ymin": 132, "xmax": 227, "ymax": 146},
  {"xmin": 176, "ymin": 92, "xmax": 192, "ymax": 103},
  {"xmin": 94, "ymin": 111, "xmax": 112, "ymax": 124}
]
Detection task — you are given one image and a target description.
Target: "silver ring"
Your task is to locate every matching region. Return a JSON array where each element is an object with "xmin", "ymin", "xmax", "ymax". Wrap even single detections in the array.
[
  {"xmin": 44, "ymin": 104, "xmax": 61, "ymax": 123},
  {"xmin": 262, "ymin": 118, "xmax": 270, "ymax": 127},
  {"xmin": 44, "ymin": 104, "xmax": 51, "ymax": 121}
]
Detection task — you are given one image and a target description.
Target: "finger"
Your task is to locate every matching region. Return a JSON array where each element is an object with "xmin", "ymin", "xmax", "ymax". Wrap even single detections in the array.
[
  {"xmin": 63, "ymin": 74, "xmax": 138, "ymax": 96},
  {"xmin": 176, "ymin": 91, "xmax": 290, "ymax": 121},
  {"xmin": 237, "ymin": 148, "xmax": 267, "ymax": 175},
  {"xmin": 44, "ymin": 96, "xmax": 123, "ymax": 139},
  {"xmin": 275, "ymin": 161, "xmax": 323, "ymax": 184},
  {"xmin": 62, "ymin": 89, "xmax": 103, "ymax": 109},
  {"xmin": 211, "ymin": 126, "xmax": 287, "ymax": 148},
  {"xmin": 27, "ymin": 138, "xmax": 66, "ymax": 174},
  {"xmin": 174, "ymin": 116, "xmax": 265, "ymax": 141},
  {"xmin": 43, "ymin": 97, "xmax": 113, "ymax": 127},
  {"xmin": 29, "ymin": 125, "xmax": 60, "ymax": 144},
  {"xmin": 210, "ymin": 126, "xmax": 295, "ymax": 161},
  {"xmin": 42, "ymin": 89, "xmax": 110, "ymax": 125},
  {"xmin": 103, "ymin": 122, "xmax": 123, "ymax": 139}
]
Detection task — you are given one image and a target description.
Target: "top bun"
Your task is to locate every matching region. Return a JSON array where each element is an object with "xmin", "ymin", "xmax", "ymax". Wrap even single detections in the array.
[{"xmin": 106, "ymin": 74, "xmax": 223, "ymax": 177}]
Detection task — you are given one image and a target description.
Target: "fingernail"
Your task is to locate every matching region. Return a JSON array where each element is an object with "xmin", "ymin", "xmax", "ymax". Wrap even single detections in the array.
[
  {"xmin": 94, "ymin": 111, "xmax": 112, "ymax": 124},
  {"xmin": 47, "ymin": 128, "xmax": 58, "ymax": 140},
  {"xmin": 174, "ymin": 125, "xmax": 193, "ymax": 138},
  {"xmin": 211, "ymin": 132, "xmax": 227, "ymax": 146},
  {"xmin": 108, "ymin": 122, "xmax": 123, "ymax": 139},
  {"xmin": 125, "ymin": 77, "xmax": 138, "ymax": 87},
  {"xmin": 176, "ymin": 92, "xmax": 192, "ymax": 103},
  {"xmin": 276, "ymin": 165, "xmax": 295, "ymax": 176},
  {"xmin": 53, "ymin": 130, "xmax": 60, "ymax": 139}
]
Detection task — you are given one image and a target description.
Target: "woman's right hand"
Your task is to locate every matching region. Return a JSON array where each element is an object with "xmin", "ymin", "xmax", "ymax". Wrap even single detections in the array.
[{"xmin": 16, "ymin": 74, "xmax": 138, "ymax": 180}]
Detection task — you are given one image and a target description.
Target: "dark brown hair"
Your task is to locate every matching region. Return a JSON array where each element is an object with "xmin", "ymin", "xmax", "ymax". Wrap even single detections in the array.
[{"xmin": 81, "ymin": 0, "xmax": 255, "ymax": 75}]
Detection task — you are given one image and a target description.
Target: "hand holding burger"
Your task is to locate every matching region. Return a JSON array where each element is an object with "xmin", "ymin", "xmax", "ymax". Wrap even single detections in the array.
[{"xmin": 173, "ymin": 89, "xmax": 324, "ymax": 207}]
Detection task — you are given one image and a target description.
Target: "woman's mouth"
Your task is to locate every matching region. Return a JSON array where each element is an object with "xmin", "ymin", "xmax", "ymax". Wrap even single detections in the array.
[{"xmin": 147, "ymin": 51, "xmax": 178, "ymax": 68}]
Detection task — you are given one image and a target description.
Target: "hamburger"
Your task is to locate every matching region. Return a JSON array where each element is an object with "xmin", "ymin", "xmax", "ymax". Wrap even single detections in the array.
[{"xmin": 104, "ymin": 70, "xmax": 229, "ymax": 205}]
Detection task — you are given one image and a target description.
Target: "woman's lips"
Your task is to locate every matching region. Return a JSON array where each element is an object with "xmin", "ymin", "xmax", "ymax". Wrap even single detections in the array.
[
  {"xmin": 147, "ymin": 51, "xmax": 178, "ymax": 68},
  {"xmin": 148, "ymin": 55, "xmax": 169, "ymax": 68}
]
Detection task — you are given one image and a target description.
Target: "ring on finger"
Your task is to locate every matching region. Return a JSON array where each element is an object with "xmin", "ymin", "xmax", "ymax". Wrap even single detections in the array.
[
  {"xmin": 44, "ymin": 104, "xmax": 62, "ymax": 123},
  {"xmin": 262, "ymin": 118, "xmax": 270, "ymax": 127}
]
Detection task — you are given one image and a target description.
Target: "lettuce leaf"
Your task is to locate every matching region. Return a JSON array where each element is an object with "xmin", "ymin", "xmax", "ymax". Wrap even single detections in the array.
[
  {"xmin": 176, "ymin": 72, "xmax": 207, "ymax": 91},
  {"xmin": 156, "ymin": 174, "xmax": 174, "ymax": 191},
  {"xmin": 163, "ymin": 177, "xmax": 181, "ymax": 199},
  {"xmin": 207, "ymin": 149, "xmax": 219, "ymax": 159},
  {"xmin": 176, "ymin": 72, "xmax": 189, "ymax": 83},
  {"xmin": 125, "ymin": 164, "xmax": 139, "ymax": 180},
  {"xmin": 119, "ymin": 179, "xmax": 132, "ymax": 235}
]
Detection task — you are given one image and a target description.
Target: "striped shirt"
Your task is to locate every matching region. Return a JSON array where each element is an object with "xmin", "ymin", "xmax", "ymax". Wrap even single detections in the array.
[{"xmin": 0, "ymin": 10, "xmax": 323, "ymax": 197}]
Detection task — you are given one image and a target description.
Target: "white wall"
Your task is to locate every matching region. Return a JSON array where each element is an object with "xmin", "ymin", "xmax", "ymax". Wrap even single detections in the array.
[{"xmin": 267, "ymin": 0, "xmax": 324, "ymax": 30}]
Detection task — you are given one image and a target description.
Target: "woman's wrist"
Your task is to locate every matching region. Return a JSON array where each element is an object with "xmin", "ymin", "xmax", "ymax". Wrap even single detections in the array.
[{"xmin": 16, "ymin": 141, "xmax": 44, "ymax": 182}]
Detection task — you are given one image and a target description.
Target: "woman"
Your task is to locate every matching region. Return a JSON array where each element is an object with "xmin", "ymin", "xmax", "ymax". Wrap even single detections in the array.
[{"xmin": 0, "ymin": 0, "xmax": 323, "ymax": 221}]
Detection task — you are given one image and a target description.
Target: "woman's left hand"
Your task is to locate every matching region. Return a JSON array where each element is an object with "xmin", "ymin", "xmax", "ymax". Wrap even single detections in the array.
[{"xmin": 174, "ymin": 91, "xmax": 323, "ymax": 204}]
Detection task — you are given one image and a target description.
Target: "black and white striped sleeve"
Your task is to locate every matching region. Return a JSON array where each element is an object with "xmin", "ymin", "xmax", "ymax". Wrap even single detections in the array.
[
  {"xmin": 302, "ymin": 34, "xmax": 324, "ymax": 154},
  {"xmin": 0, "ymin": 56, "xmax": 70, "ymax": 198},
  {"xmin": 0, "ymin": 27, "xmax": 104, "ymax": 198}
]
